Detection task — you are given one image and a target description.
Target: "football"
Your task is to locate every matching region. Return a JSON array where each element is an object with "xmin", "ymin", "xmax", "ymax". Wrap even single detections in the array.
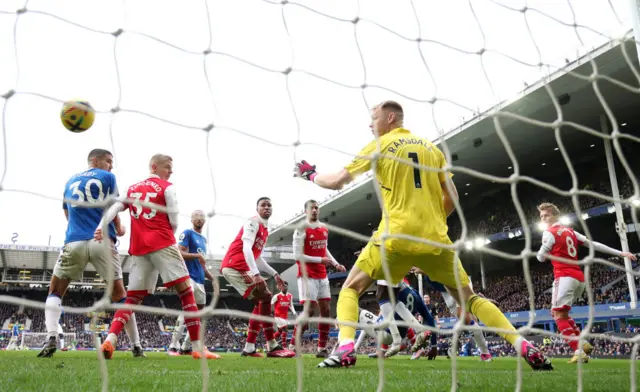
[{"xmin": 60, "ymin": 100, "xmax": 95, "ymax": 132}]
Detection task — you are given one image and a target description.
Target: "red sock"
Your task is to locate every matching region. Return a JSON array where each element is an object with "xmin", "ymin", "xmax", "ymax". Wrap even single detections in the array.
[
  {"xmin": 178, "ymin": 286, "xmax": 201, "ymax": 344},
  {"xmin": 275, "ymin": 331, "xmax": 281, "ymax": 340},
  {"xmin": 568, "ymin": 318, "xmax": 581, "ymax": 335},
  {"xmin": 108, "ymin": 291, "xmax": 145, "ymax": 336},
  {"xmin": 381, "ymin": 344, "xmax": 389, "ymax": 350},
  {"xmin": 259, "ymin": 297, "xmax": 275, "ymax": 341},
  {"xmin": 556, "ymin": 317, "xmax": 579, "ymax": 351},
  {"xmin": 406, "ymin": 328, "xmax": 416, "ymax": 345},
  {"xmin": 279, "ymin": 327, "xmax": 288, "ymax": 347},
  {"xmin": 247, "ymin": 305, "xmax": 261, "ymax": 344},
  {"xmin": 318, "ymin": 322, "xmax": 330, "ymax": 349},
  {"xmin": 290, "ymin": 323, "xmax": 308, "ymax": 346}
]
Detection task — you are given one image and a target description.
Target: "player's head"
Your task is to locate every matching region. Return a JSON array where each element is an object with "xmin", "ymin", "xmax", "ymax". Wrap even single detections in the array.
[
  {"xmin": 191, "ymin": 210, "xmax": 206, "ymax": 230},
  {"xmin": 370, "ymin": 100, "xmax": 404, "ymax": 137},
  {"xmin": 87, "ymin": 149, "xmax": 113, "ymax": 172},
  {"xmin": 423, "ymin": 294, "xmax": 430, "ymax": 304},
  {"xmin": 256, "ymin": 197, "xmax": 272, "ymax": 219},
  {"xmin": 150, "ymin": 154, "xmax": 173, "ymax": 180},
  {"xmin": 282, "ymin": 281, "xmax": 289, "ymax": 294},
  {"xmin": 304, "ymin": 199, "xmax": 319, "ymax": 222},
  {"xmin": 537, "ymin": 202, "xmax": 560, "ymax": 226}
]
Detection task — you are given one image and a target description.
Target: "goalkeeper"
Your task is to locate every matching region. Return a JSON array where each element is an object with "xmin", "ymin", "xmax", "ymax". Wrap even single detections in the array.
[{"xmin": 294, "ymin": 100, "xmax": 551, "ymax": 371}]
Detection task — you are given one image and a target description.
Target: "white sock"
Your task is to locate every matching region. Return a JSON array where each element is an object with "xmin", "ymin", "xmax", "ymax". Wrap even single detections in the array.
[
  {"xmin": 106, "ymin": 332, "xmax": 117, "ymax": 346},
  {"xmin": 45, "ymin": 295, "xmax": 62, "ymax": 339},
  {"xmin": 380, "ymin": 302, "xmax": 401, "ymax": 345},
  {"xmin": 124, "ymin": 312, "xmax": 141, "ymax": 347},
  {"xmin": 191, "ymin": 339, "xmax": 203, "ymax": 352},
  {"xmin": 60, "ymin": 338, "xmax": 65, "ymax": 349},
  {"xmin": 169, "ymin": 314, "xmax": 184, "ymax": 349},
  {"xmin": 469, "ymin": 320, "xmax": 489, "ymax": 354},
  {"xmin": 267, "ymin": 339, "xmax": 279, "ymax": 351},
  {"xmin": 394, "ymin": 302, "xmax": 421, "ymax": 326},
  {"xmin": 244, "ymin": 342, "xmax": 256, "ymax": 352},
  {"xmin": 181, "ymin": 333, "xmax": 192, "ymax": 351}
]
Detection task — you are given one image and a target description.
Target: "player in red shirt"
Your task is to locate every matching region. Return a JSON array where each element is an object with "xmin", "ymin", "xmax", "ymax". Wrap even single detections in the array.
[
  {"xmin": 272, "ymin": 281, "xmax": 296, "ymax": 347},
  {"xmin": 221, "ymin": 197, "xmax": 295, "ymax": 358},
  {"xmin": 95, "ymin": 154, "xmax": 219, "ymax": 360},
  {"xmin": 537, "ymin": 202, "xmax": 636, "ymax": 363},
  {"xmin": 288, "ymin": 200, "xmax": 346, "ymax": 358}
]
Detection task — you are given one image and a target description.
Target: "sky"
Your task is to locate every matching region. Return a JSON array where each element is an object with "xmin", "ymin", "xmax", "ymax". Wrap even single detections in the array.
[{"xmin": 0, "ymin": 0, "xmax": 633, "ymax": 256}]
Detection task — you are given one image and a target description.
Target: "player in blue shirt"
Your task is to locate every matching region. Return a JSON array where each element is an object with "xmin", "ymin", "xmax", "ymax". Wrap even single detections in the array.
[
  {"xmin": 7, "ymin": 322, "xmax": 20, "ymax": 350},
  {"xmin": 168, "ymin": 210, "xmax": 215, "ymax": 356},
  {"xmin": 420, "ymin": 270, "xmax": 492, "ymax": 361},
  {"xmin": 39, "ymin": 149, "xmax": 143, "ymax": 358}
]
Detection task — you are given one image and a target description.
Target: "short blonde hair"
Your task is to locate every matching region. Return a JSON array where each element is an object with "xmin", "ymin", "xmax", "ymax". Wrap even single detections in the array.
[
  {"xmin": 149, "ymin": 154, "xmax": 172, "ymax": 169},
  {"xmin": 537, "ymin": 202, "xmax": 560, "ymax": 216},
  {"xmin": 376, "ymin": 100, "xmax": 404, "ymax": 123}
]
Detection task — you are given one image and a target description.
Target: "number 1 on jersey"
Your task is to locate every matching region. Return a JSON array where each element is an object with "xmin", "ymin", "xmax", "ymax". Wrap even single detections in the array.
[{"xmin": 408, "ymin": 152, "xmax": 422, "ymax": 189}]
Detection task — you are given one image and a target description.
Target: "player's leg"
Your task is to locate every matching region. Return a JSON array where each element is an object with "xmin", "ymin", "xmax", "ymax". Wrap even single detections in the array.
[
  {"xmin": 151, "ymin": 246, "xmax": 219, "ymax": 360},
  {"xmin": 101, "ymin": 255, "xmax": 154, "ymax": 359},
  {"xmin": 552, "ymin": 278, "xmax": 590, "ymax": 363},
  {"xmin": 221, "ymin": 268, "xmax": 294, "ymax": 358},
  {"xmin": 180, "ymin": 282, "xmax": 207, "ymax": 354},
  {"xmin": 418, "ymin": 250, "xmax": 552, "ymax": 370},
  {"xmin": 169, "ymin": 314, "xmax": 185, "ymax": 355},
  {"xmin": 316, "ymin": 279, "xmax": 332, "ymax": 357},
  {"xmin": 406, "ymin": 291, "xmax": 438, "ymax": 359},
  {"xmin": 39, "ymin": 243, "xmax": 85, "ymax": 358},
  {"xmin": 375, "ymin": 282, "xmax": 404, "ymax": 357},
  {"xmin": 89, "ymin": 239, "xmax": 144, "ymax": 357},
  {"xmin": 318, "ymin": 243, "xmax": 405, "ymax": 368},
  {"xmin": 289, "ymin": 277, "xmax": 317, "ymax": 350}
]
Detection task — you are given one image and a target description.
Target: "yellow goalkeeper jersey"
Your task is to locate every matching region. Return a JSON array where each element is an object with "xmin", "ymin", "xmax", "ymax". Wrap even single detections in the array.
[{"xmin": 344, "ymin": 127, "xmax": 452, "ymax": 254}]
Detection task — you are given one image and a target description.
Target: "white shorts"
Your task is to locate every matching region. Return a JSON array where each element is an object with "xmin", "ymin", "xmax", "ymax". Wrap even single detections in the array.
[
  {"xmin": 221, "ymin": 268, "xmax": 259, "ymax": 300},
  {"xmin": 551, "ymin": 276, "xmax": 585, "ymax": 311},
  {"xmin": 376, "ymin": 280, "xmax": 399, "ymax": 288},
  {"xmin": 57, "ymin": 324, "xmax": 64, "ymax": 335},
  {"xmin": 275, "ymin": 317, "xmax": 288, "ymax": 328},
  {"xmin": 297, "ymin": 277, "xmax": 331, "ymax": 303},
  {"xmin": 127, "ymin": 246, "xmax": 189, "ymax": 293},
  {"xmin": 54, "ymin": 240, "xmax": 122, "ymax": 281},
  {"xmin": 191, "ymin": 279, "xmax": 206, "ymax": 305}
]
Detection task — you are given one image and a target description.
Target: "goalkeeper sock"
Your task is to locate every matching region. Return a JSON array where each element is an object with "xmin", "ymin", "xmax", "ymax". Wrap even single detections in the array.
[
  {"xmin": 177, "ymin": 286, "xmax": 201, "ymax": 349},
  {"xmin": 556, "ymin": 317, "xmax": 579, "ymax": 351},
  {"xmin": 469, "ymin": 319, "xmax": 489, "ymax": 354},
  {"xmin": 116, "ymin": 298, "xmax": 141, "ymax": 348},
  {"xmin": 467, "ymin": 294, "xmax": 519, "ymax": 346},
  {"xmin": 337, "ymin": 287, "xmax": 359, "ymax": 346},
  {"xmin": 45, "ymin": 294, "xmax": 62, "ymax": 339},
  {"xmin": 379, "ymin": 301, "xmax": 401, "ymax": 345}
]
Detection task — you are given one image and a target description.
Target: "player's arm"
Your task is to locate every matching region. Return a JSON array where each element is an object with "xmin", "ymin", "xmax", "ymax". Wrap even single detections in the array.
[
  {"xmin": 289, "ymin": 300, "xmax": 297, "ymax": 316},
  {"xmin": 164, "ymin": 185, "xmax": 180, "ymax": 234},
  {"xmin": 178, "ymin": 232, "xmax": 200, "ymax": 260},
  {"xmin": 294, "ymin": 141, "xmax": 375, "ymax": 190},
  {"xmin": 201, "ymin": 257, "xmax": 215, "ymax": 281},
  {"xmin": 536, "ymin": 230, "xmax": 555, "ymax": 262},
  {"xmin": 326, "ymin": 249, "xmax": 346, "ymax": 272},
  {"xmin": 95, "ymin": 202, "xmax": 126, "ymax": 241},
  {"xmin": 292, "ymin": 229, "xmax": 333, "ymax": 266},
  {"xmin": 271, "ymin": 295, "xmax": 278, "ymax": 305},
  {"xmin": 241, "ymin": 219, "xmax": 264, "ymax": 276},
  {"xmin": 437, "ymin": 152, "xmax": 458, "ymax": 217},
  {"xmin": 110, "ymin": 175, "xmax": 125, "ymax": 237},
  {"xmin": 575, "ymin": 232, "xmax": 637, "ymax": 260}
]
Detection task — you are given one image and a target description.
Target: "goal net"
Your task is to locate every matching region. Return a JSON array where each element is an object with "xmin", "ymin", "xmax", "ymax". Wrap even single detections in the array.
[
  {"xmin": 1, "ymin": 0, "xmax": 640, "ymax": 391},
  {"xmin": 21, "ymin": 332, "xmax": 77, "ymax": 350}
]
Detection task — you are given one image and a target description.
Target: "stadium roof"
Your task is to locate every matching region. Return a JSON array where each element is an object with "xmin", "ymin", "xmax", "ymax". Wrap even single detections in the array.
[{"xmin": 267, "ymin": 35, "xmax": 640, "ymax": 246}]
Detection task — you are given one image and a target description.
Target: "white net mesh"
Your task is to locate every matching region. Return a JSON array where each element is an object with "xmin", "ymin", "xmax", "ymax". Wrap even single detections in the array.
[
  {"xmin": 21, "ymin": 332, "xmax": 76, "ymax": 350},
  {"xmin": 1, "ymin": 0, "xmax": 640, "ymax": 391}
]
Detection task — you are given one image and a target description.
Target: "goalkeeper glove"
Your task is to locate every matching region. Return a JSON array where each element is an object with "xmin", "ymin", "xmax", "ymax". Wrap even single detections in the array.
[{"xmin": 294, "ymin": 160, "xmax": 317, "ymax": 182}]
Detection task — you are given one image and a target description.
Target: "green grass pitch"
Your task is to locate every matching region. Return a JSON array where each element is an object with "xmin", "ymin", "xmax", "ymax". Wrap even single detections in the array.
[{"xmin": 0, "ymin": 351, "xmax": 636, "ymax": 391}]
